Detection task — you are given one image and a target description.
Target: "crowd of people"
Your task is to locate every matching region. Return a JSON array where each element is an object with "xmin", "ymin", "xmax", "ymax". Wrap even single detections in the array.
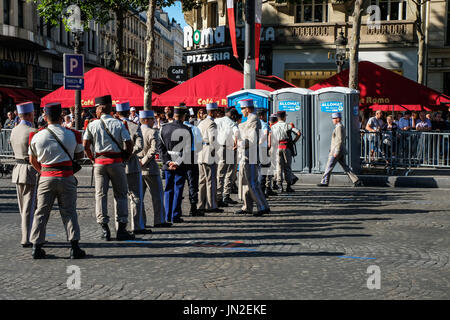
[{"xmin": 9, "ymin": 96, "xmax": 310, "ymax": 259}]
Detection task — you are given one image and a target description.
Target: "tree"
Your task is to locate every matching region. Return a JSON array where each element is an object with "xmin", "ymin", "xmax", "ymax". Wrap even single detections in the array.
[
  {"xmin": 35, "ymin": 0, "xmax": 149, "ymax": 73},
  {"xmin": 411, "ymin": 0, "xmax": 429, "ymax": 85},
  {"xmin": 143, "ymin": 0, "xmax": 200, "ymax": 110}
]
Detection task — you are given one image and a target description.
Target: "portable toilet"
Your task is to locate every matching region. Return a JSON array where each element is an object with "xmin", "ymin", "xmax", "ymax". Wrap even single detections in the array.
[
  {"xmin": 226, "ymin": 89, "xmax": 272, "ymax": 120},
  {"xmin": 311, "ymin": 87, "xmax": 360, "ymax": 174},
  {"xmin": 271, "ymin": 88, "xmax": 313, "ymax": 173}
]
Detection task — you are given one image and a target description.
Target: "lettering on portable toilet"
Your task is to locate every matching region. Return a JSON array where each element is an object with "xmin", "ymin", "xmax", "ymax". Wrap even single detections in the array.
[
  {"xmin": 279, "ymin": 101, "xmax": 301, "ymax": 112},
  {"xmin": 353, "ymin": 106, "xmax": 359, "ymax": 116},
  {"xmin": 320, "ymin": 101, "xmax": 344, "ymax": 113}
]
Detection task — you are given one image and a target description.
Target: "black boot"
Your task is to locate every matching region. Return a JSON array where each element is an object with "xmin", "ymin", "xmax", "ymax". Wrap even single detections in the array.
[
  {"xmin": 116, "ymin": 222, "xmax": 135, "ymax": 241},
  {"xmin": 70, "ymin": 240, "xmax": 86, "ymax": 259},
  {"xmin": 32, "ymin": 244, "xmax": 46, "ymax": 259},
  {"xmin": 100, "ymin": 223, "xmax": 111, "ymax": 241},
  {"xmin": 285, "ymin": 184, "xmax": 295, "ymax": 193},
  {"xmin": 265, "ymin": 188, "xmax": 277, "ymax": 196},
  {"xmin": 217, "ymin": 199, "xmax": 229, "ymax": 207},
  {"xmin": 223, "ymin": 195, "xmax": 238, "ymax": 205},
  {"xmin": 272, "ymin": 182, "xmax": 279, "ymax": 190}
]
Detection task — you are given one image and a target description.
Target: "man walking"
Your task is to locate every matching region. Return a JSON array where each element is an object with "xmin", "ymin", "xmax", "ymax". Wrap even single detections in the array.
[
  {"xmin": 317, "ymin": 112, "xmax": 362, "ymax": 187},
  {"xmin": 215, "ymin": 107, "xmax": 239, "ymax": 206},
  {"xmin": 115, "ymin": 101, "xmax": 149, "ymax": 235},
  {"xmin": 158, "ymin": 105, "xmax": 192, "ymax": 223},
  {"xmin": 9, "ymin": 102, "xmax": 39, "ymax": 248},
  {"xmin": 83, "ymin": 95, "xmax": 135, "ymax": 241},
  {"xmin": 138, "ymin": 110, "xmax": 170, "ymax": 227},
  {"xmin": 236, "ymin": 99, "xmax": 270, "ymax": 216},
  {"xmin": 28, "ymin": 102, "xmax": 85, "ymax": 259},
  {"xmin": 197, "ymin": 103, "xmax": 222, "ymax": 213},
  {"xmin": 270, "ymin": 111, "xmax": 301, "ymax": 192}
]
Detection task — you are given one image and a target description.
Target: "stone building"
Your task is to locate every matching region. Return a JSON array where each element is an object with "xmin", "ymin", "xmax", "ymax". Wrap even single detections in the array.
[{"xmin": 182, "ymin": 0, "xmax": 450, "ymax": 94}]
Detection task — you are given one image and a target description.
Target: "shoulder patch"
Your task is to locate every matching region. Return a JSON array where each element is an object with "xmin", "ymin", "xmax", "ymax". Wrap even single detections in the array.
[
  {"xmin": 67, "ymin": 128, "xmax": 82, "ymax": 144},
  {"xmin": 28, "ymin": 127, "xmax": 45, "ymax": 145}
]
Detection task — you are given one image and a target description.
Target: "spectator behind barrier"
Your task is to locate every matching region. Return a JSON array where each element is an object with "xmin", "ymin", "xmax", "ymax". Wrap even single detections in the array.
[{"xmin": 415, "ymin": 111, "xmax": 432, "ymax": 131}]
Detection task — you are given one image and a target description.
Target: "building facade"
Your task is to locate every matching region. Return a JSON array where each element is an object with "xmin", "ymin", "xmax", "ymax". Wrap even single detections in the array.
[{"xmin": 182, "ymin": 0, "xmax": 450, "ymax": 95}]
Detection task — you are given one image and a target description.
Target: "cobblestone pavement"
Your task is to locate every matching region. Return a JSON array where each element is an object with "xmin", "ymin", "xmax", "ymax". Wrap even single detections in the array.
[{"xmin": 0, "ymin": 171, "xmax": 449, "ymax": 300}]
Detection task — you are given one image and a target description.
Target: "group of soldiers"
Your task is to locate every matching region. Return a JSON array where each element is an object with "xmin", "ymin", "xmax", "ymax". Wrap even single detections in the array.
[{"xmin": 10, "ymin": 94, "xmax": 359, "ymax": 260}]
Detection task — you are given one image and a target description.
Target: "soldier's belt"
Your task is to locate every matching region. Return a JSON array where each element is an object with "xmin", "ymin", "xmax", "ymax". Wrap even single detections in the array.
[
  {"xmin": 15, "ymin": 159, "xmax": 29, "ymax": 164},
  {"xmin": 278, "ymin": 140, "xmax": 288, "ymax": 150},
  {"xmin": 202, "ymin": 142, "xmax": 210, "ymax": 145},
  {"xmin": 168, "ymin": 151, "xmax": 182, "ymax": 157},
  {"xmin": 41, "ymin": 161, "xmax": 74, "ymax": 177},
  {"xmin": 95, "ymin": 152, "xmax": 122, "ymax": 159}
]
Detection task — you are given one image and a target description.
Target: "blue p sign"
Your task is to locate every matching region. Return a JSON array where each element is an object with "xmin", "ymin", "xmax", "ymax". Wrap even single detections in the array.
[{"xmin": 64, "ymin": 54, "xmax": 84, "ymax": 77}]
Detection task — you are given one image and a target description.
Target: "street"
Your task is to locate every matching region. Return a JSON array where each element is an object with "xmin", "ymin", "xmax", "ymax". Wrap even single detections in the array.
[{"xmin": 0, "ymin": 169, "xmax": 448, "ymax": 300}]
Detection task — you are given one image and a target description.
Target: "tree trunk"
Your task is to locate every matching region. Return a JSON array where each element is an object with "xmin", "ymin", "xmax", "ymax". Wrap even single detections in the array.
[
  {"xmin": 144, "ymin": 0, "xmax": 157, "ymax": 110},
  {"xmin": 415, "ymin": 1, "xmax": 426, "ymax": 85},
  {"xmin": 348, "ymin": 0, "xmax": 364, "ymax": 90},
  {"xmin": 115, "ymin": 10, "xmax": 124, "ymax": 73}
]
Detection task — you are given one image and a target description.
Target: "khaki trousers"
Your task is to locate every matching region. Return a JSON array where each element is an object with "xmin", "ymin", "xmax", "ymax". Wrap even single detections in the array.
[
  {"xmin": 321, "ymin": 154, "xmax": 359, "ymax": 185},
  {"xmin": 198, "ymin": 163, "xmax": 218, "ymax": 210},
  {"xmin": 217, "ymin": 147, "xmax": 236, "ymax": 199},
  {"xmin": 126, "ymin": 171, "xmax": 144, "ymax": 231},
  {"xmin": 30, "ymin": 176, "xmax": 80, "ymax": 245},
  {"xmin": 16, "ymin": 183, "xmax": 37, "ymax": 244},
  {"xmin": 94, "ymin": 163, "xmax": 129, "ymax": 226},
  {"xmin": 142, "ymin": 174, "xmax": 166, "ymax": 226},
  {"xmin": 277, "ymin": 148, "xmax": 296, "ymax": 185},
  {"xmin": 239, "ymin": 162, "xmax": 269, "ymax": 213}
]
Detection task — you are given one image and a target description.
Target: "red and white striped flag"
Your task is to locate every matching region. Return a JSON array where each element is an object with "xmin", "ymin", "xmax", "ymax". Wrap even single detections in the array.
[
  {"xmin": 255, "ymin": 0, "xmax": 262, "ymax": 72},
  {"xmin": 227, "ymin": 0, "xmax": 238, "ymax": 58}
]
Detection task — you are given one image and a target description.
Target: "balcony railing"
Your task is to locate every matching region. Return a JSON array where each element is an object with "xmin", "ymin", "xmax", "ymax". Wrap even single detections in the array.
[{"xmin": 277, "ymin": 21, "xmax": 416, "ymax": 46}]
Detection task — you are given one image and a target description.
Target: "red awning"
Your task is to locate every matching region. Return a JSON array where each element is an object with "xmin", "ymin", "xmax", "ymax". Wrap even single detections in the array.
[
  {"xmin": 256, "ymin": 75, "xmax": 297, "ymax": 90},
  {"xmin": 153, "ymin": 65, "xmax": 274, "ymax": 107},
  {"xmin": 309, "ymin": 61, "xmax": 450, "ymax": 109},
  {"xmin": 0, "ymin": 87, "xmax": 41, "ymax": 103},
  {"xmin": 40, "ymin": 67, "xmax": 158, "ymax": 108}
]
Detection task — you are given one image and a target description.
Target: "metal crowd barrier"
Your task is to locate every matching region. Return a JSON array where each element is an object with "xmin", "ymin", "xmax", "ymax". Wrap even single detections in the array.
[{"xmin": 360, "ymin": 130, "xmax": 450, "ymax": 173}]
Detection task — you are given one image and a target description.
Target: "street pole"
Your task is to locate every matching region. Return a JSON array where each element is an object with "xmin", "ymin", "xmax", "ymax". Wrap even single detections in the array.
[
  {"xmin": 73, "ymin": 32, "xmax": 82, "ymax": 130},
  {"xmin": 244, "ymin": 0, "xmax": 255, "ymax": 90}
]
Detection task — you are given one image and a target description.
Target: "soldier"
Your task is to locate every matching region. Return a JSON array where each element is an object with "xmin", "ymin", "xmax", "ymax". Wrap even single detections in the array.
[
  {"xmin": 215, "ymin": 107, "xmax": 239, "ymax": 206},
  {"xmin": 28, "ymin": 102, "xmax": 85, "ymax": 259},
  {"xmin": 270, "ymin": 111, "xmax": 301, "ymax": 193},
  {"xmin": 267, "ymin": 113, "xmax": 279, "ymax": 192},
  {"xmin": 317, "ymin": 112, "xmax": 362, "ymax": 187},
  {"xmin": 256, "ymin": 108, "xmax": 276, "ymax": 197},
  {"xmin": 82, "ymin": 95, "xmax": 135, "ymax": 241},
  {"xmin": 197, "ymin": 102, "xmax": 223, "ymax": 213},
  {"xmin": 183, "ymin": 109, "xmax": 204, "ymax": 216},
  {"xmin": 115, "ymin": 101, "xmax": 150, "ymax": 235},
  {"xmin": 158, "ymin": 105, "xmax": 192, "ymax": 223},
  {"xmin": 9, "ymin": 102, "xmax": 39, "ymax": 248},
  {"xmin": 236, "ymin": 99, "xmax": 270, "ymax": 216},
  {"xmin": 138, "ymin": 110, "xmax": 170, "ymax": 227}
]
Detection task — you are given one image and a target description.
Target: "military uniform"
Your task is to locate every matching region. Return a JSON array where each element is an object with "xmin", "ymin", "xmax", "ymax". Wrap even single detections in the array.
[
  {"xmin": 183, "ymin": 119, "xmax": 203, "ymax": 215},
  {"xmin": 158, "ymin": 106, "xmax": 192, "ymax": 223},
  {"xmin": 9, "ymin": 102, "xmax": 38, "ymax": 247},
  {"xmin": 116, "ymin": 102, "xmax": 145, "ymax": 233},
  {"xmin": 138, "ymin": 110, "xmax": 167, "ymax": 227},
  {"xmin": 215, "ymin": 109, "xmax": 239, "ymax": 205},
  {"xmin": 197, "ymin": 103, "xmax": 220, "ymax": 212},
  {"xmin": 237, "ymin": 100, "xmax": 270, "ymax": 216},
  {"xmin": 319, "ymin": 113, "xmax": 360, "ymax": 186},
  {"xmin": 270, "ymin": 112, "xmax": 300, "ymax": 191},
  {"xmin": 82, "ymin": 95, "xmax": 134, "ymax": 240},
  {"xmin": 28, "ymin": 103, "xmax": 85, "ymax": 259}
]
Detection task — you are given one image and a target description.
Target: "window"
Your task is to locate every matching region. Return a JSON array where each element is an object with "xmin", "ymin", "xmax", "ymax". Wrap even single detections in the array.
[
  {"xmin": 447, "ymin": 3, "xmax": 450, "ymax": 45},
  {"xmin": 196, "ymin": 7, "xmax": 202, "ymax": 29},
  {"xmin": 209, "ymin": 2, "xmax": 219, "ymax": 28},
  {"xmin": 236, "ymin": 0, "xmax": 244, "ymax": 27},
  {"xmin": 18, "ymin": 0, "xmax": 24, "ymax": 28},
  {"xmin": 3, "ymin": 0, "xmax": 10, "ymax": 25},
  {"xmin": 295, "ymin": 0, "xmax": 328, "ymax": 23},
  {"xmin": 444, "ymin": 73, "xmax": 450, "ymax": 96},
  {"xmin": 46, "ymin": 23, "xmax": 52, "ymax": 38},
  {"xmin": 371, "ymin": 0, "xmax": 407, "ymax": 21}
]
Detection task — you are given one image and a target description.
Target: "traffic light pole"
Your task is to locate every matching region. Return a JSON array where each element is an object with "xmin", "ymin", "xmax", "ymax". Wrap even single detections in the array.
[
  {"xmin": 244, "ymin": 0, "xmax": 256, "ymax": 90},
  {"xmin": 73, "ymin": 32, "xmax": 82, "ymax": 130}
]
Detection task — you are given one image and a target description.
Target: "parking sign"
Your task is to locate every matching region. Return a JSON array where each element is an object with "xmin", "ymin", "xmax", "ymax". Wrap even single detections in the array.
[{"xmin": 64, "ymin": 54, "xmax": 84, "ymax": 77}]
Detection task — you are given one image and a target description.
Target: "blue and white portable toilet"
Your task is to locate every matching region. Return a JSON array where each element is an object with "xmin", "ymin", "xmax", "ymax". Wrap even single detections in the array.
[
  {"xmin": 311, "ymin": 87, "xmax": 361, "ymax": 174},
  {"xmin": 271, "ymin": 88, "xmax": 313, "ymax": 172},
  {"xmin": 226, "ymin": 89, "xmax": 272, "ymax": 120}
]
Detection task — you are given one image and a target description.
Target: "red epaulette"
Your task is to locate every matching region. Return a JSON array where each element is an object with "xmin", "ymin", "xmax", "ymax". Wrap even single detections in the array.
[
  {"xmin": 28, "ymin": 126, "xmax": 46, "ymax": 145},
  {"xmin": 83, "ymin": 118, "xmax": 97, "ymax": 130},
  {"xmin": 122, "ymin": 120, "xmax": 129, "ymax": 132},
  {"xmin": 66, "ymin": 127, "xmax": 83, "ymax": 144}
]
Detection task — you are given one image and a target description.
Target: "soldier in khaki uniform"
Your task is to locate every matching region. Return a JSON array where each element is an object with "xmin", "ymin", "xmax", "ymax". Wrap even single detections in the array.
[
  {"xmin": 270, "ymin": 111, "xmax": 301, "ymax": 192},
  {"xmin": 317, "ymin": 112, "xmax": 361, "ymax": 187},
  {"xmin": 28, "ymin": 103, "xmax": 85, "ymax": 259},
  {"xmin": 236, "ymin": 99, "xmax": 270, "ymax": 216},
  {"xmin": 138, "ymin": 110, "xmax": 170, "ymax": 227},
  {"xmin": 197, "ymin": 103, "xmax": 222, "ymax": 213},
  {"xmin": 83, "ymin": 95, "xmax": 135, "ymax": 241},
  {"xmin": 9, "ymin": 102, "xmax": 39, "ymax": 247},
  {"xmin": 115, "ymin": 101, "xmax": 150, "ymax": 235}
]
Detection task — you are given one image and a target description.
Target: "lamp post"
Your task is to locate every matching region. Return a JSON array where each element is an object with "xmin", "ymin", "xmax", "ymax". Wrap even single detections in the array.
[{"xmin": 335, "ymin": 31, "xmax": 347, "ymax": 74}]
